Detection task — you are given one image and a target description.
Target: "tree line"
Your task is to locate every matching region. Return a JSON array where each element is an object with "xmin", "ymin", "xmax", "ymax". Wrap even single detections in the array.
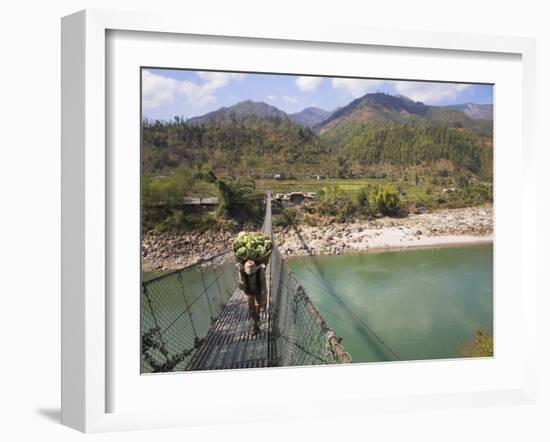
[{"xmin": 142, "ymin": 117, "xmax": 493, "ymax": 181}]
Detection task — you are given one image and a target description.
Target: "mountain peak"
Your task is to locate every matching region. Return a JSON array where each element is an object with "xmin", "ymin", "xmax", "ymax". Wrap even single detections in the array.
[
  {"xmin": 363, "ymin": 93, "xmax": 428, "ymax": 112},
  {"xmin": 188, "ymin": 100, "xmax": 288, "ymax": 125},
  {"xmin": 315, "ymin": 92, "xmax": 430, "ymax": 133},
  {"xmin": 289, "ymin": 107, "xmax": 332, "ymax": 128},
  {"xmin": 395, "ymin": 94, "xmax": 417, "ymax": 103}
]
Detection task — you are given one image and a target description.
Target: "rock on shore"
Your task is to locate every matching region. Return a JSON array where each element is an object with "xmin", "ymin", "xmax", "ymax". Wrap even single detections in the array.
[
  {"xmin": 141, "ymin": 230, "xmax": 234, "ymax": 272},
  {"xmin": 142, "ymin": 206, "xmax": 493, "ymax": 271},
  {"xmin": 273, "ymin": 206, "xmax": 493, "ymax": 258}
]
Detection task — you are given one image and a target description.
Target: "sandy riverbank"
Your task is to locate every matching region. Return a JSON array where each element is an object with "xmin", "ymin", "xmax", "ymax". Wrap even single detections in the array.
[
  {"xmin": 274, "ymin": 206, "xmax": 492, "ymax": 258},
  {"xmin": 277, "ymin": 230, "xmax": 492, "ymax": 259},
  {"xmin": 142, "ymin": 206, "xmax": 493, "ymax": 271}
]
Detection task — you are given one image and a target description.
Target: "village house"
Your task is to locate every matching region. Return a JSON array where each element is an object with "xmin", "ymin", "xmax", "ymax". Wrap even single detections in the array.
[
  {"xmin": 288, "ymin": 192, "xmax": 306, "ymax": 204},
  {"xmin": 181, "ymin": 196, "xmax": 219, "ymax": 213},
  {"xmin": 274, "ymin": 191, "xmax": 316, "ymax": 208}
]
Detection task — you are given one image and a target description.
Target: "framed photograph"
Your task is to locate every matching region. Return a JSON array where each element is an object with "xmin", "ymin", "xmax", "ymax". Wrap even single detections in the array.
[{"xmin": 61, "ymin": 9, "xmax": 537, "ymax": 433}]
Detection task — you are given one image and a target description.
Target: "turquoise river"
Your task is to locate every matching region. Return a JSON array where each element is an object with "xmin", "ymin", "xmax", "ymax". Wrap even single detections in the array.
[{"xmin": 288, "ymin": 244, "xmax": 493, "ymax": 362}]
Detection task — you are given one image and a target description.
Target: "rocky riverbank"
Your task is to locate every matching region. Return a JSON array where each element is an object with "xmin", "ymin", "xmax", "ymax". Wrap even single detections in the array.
[
  {"xmin": 274, "ymin": 206, "xmax": 493, "ymax": 258},
  {"xmin": 141, "ymin": 206, "xmax": 493, "ymax": 271},
  {"xmin": 141, "ymin": 230, "xmax": 234, "ymax": 272}
]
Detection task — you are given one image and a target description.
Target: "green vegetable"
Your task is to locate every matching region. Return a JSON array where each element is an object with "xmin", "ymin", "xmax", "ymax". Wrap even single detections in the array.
[{"xmin": 232, "ymin": 231, "xmax": 272, "ymax": 261}]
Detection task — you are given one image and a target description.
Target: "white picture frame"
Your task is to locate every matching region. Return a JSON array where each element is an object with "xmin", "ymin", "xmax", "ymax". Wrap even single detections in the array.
[{"xmin": 61, "ymin": 9, "xmax": 537, "ymax": 433}]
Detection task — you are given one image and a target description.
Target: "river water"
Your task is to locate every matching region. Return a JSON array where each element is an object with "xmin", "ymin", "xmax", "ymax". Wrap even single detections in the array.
[{"xmin": 287, "ymin": 244, "xmax": 493, "ymax": 363}]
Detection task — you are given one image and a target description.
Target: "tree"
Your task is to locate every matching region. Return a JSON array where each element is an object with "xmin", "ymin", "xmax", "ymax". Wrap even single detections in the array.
[
  {"xmin": 356, "ymin": 187, "xmax": 370, "ymax": 214},
  {"xmin": 372, "ymin": 185, "xmax": 401, "ymax": 216},
  {"xmin": 462, "ymin": 330, "xmax": 493, "ymax": 357},
  {"xmin": 336, "ymin": 155, "xmax": 350, "ymax": 178},
  {"xmin": 216, "ymin": 178, "xmax": 262, "ymax": 222}
]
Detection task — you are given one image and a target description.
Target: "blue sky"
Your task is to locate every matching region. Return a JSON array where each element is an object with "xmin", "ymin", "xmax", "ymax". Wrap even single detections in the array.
[{"xmin": 142, "ymin": 68, "xmax": 493, "ymax": 121}]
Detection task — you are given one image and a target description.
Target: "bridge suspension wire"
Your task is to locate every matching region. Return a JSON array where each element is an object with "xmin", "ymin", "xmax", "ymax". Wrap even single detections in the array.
[
  {"xmin": 288, "ymin": 274, "xmax": 352, "ymax": 323},
  {"xmin": 287, "ymin": 225, "xmax": 401, "ymax": 361},
  {"xmin": 268, "ymin": 244, "xmax": 352, "ymax": 366},
  {"xmin": 304, "ymin": 268, "xmax": 401, "ymax": 361},
  {"xmin": 264, "ymin": 191, "xmax": 352, "ymax": 366}
]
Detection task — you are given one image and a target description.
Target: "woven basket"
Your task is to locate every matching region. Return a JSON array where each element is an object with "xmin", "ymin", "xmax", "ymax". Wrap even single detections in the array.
[
  {"xmin": 235, "ymin": 248, "xmax": 272, "ymax": 265},
  {"xmin": 233, "ymin": 231, "xmax": 272, "ymax": 265}
]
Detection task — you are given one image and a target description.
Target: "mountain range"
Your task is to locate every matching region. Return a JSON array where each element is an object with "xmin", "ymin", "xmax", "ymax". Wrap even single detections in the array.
[
  {"xmin": 143, "ymin": 92, "xmax": 493, "ymax": 180},
  {"xmin": 186, "ymin": 94, "xmax": 492, "ymax": 132},
  {"xmin": 314, "ymin": 93, "xmax": 492, "ymax": 136}
]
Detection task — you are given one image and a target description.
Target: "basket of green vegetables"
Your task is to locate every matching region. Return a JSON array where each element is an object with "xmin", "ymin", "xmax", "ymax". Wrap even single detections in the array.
[{"xmin": 232, "ymin": 231, "xmax": 273, "ymax": 264}]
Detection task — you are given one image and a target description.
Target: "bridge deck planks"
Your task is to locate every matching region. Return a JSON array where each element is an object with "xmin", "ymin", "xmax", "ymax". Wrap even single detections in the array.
[
  {"xmin": 186, "ymin": 286, "xmax": 270, "ymax": 371},
  {"xmin": 186, "ymin": 193, "xmax": 272, "ymax": 371}
]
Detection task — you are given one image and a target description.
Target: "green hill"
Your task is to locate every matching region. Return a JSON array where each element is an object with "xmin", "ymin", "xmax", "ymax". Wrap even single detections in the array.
[
  {"xmin": 320, "ymin": 121, "xmax": 492, "ymax": 178},
  {"xmin": 141, "ymin": 115, "xmax": 332, "ymax": 178},
  {"xmin": 316, "ymin": 93, "xmax": 492, "ymax": 137},
  {"xmin": 142, "ymin": 93, "xmax": 493, "ymax": 181}
]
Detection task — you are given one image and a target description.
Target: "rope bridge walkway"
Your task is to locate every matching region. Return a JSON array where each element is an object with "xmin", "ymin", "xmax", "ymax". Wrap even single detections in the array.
[{"xmin": 141, "ymin": 192, "xmax": 352, "ymax": 373}]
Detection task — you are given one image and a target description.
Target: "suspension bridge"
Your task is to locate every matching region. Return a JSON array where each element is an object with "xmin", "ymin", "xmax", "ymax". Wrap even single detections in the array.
[{"xmin": 141, "ymin": 191, "xmax": 352, "ymax": 373}]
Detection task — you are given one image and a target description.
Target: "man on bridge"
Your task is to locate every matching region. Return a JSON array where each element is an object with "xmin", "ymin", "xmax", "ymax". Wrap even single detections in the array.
[{"xmin": 237, "ymin": 260, "xmax": 267, "ymax": 336}]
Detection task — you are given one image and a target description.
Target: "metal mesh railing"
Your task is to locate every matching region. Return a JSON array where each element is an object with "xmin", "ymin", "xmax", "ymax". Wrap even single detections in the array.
[
  {"xmin": 268, "ymin": 243, "xmax": 351, "ymax": 366},
  {"xmin": 141, "ymin": 251, "xmax": 237, "ymax": 373},
  {"xmin": 265, "ymin": 191, "xmax": 351, "ymax": 367},
  {"xmin": 261, "ymin": 192, "xmax": 272, "ymax": 237}
]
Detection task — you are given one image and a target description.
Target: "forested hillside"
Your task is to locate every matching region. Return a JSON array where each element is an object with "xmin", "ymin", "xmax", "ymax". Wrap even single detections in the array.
[
  {"xmin": 320, "ymin": 121, "xmax": 493, "ymax": 179},
  {"xmin": 142, "ymin": 93, "xmax": 493, "ymax": 181},
  {"xmin": 142, "ymin": 115, "xmax": 333, "ymax": 178},
  {"xmin": 315, "ymin": 93, "xmax": 492, "ymax": 137}
]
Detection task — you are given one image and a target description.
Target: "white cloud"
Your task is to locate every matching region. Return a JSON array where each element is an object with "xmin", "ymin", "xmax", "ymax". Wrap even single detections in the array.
[
  {"xmin": 178, "ymin": 81, "xmax": 217, "ymax": 107},
  {"xmin": 196, "ymin": 72, "xmax": 245, "ymax": 90},
  {"xmin": 267, "ymin": 94, "xmax": 278, "ymax": 101},
  {"xmin": 142, "ymin": 70, "xmax": 246, "ymax": 110},
  {"xmin": 296, "ymin": 76, "xmax": 323, "ymax": 92},
  {"xmin": 142, "ymin": 70, "xmax": 179, "ymax": 109},
  {"xmin": 180, "ymin": 72, "xmax": 245, "ymax": 107},
  {"xmin": 392, "ymin": 81, "xmax": 471, "ymax": 104},
  {"xmin": 283, "ymin": 95, "xmax": 298, "ymax": 104},
  {"xmin": 332, "ymin": 78, "xmax": 384, "ymax": 98}
]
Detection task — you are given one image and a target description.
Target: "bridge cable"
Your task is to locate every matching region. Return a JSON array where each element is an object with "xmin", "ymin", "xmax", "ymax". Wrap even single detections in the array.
[
  {"xmin": 303, "ymin": 266, "xmax": 402, "ymax": 361},
  {"xmin": 285, "ymin": 222, "xmax": 401, "ymax": 360}
]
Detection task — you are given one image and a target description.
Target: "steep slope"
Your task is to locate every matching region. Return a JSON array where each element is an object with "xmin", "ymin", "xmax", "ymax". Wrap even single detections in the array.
[
  {"xmin": 316, "ymin": 93, "xmax": 491, "ymax": 137},
  {"xmin": 315, "ymin": 93, "xmax": 431, "ymax": 134},
  {"xmin": 142, "ymin": 113, "xmax": 331, "ymax": 177},
  {"xmin": 187, "ymin": 100, "xmax": 288, "ymax": 125},
  {"xmin": 321, "ymin": 121, "xmax": 491, "ymax": 175},
  {"xmin": 317, "ymin": 93, "xmax": 493, "ymax": 178}
]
